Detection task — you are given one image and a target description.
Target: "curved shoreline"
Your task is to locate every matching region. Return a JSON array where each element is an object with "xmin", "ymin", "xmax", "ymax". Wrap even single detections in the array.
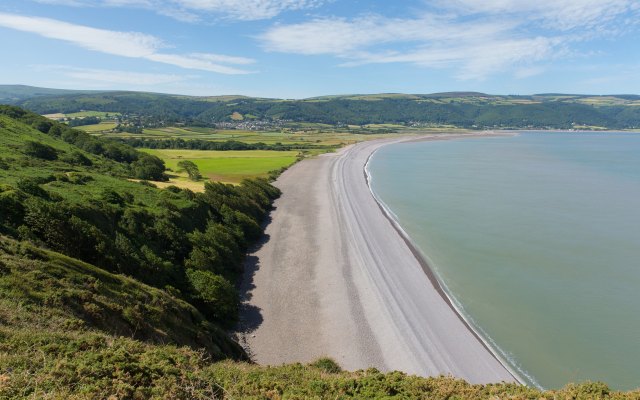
[
  {"xmin": 239, "ymin": 133, "xmax": 519, "ymax": 384},
  {"xmin": 363, "ymin": 135, "xmax": 528, "ymax": 386}
]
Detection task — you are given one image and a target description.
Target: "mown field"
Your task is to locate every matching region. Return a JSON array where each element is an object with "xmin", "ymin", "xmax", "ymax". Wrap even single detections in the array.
[
  {"xmin": 142, "ymin": 148, "xmax": 300, "ymax": 188},
  {"xmin": 80, "ymin": 121, "xmax": 118, "ymax": 132},
  {"xmin": 103, "ymin": 125, "xmax": 405, "ymax": 146}
]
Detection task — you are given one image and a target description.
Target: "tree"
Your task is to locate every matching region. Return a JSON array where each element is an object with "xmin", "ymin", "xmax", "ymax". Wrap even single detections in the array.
[
  {"xmin": 177, "ymin": 160, "xmax": 202, "ymax": 181},
  {"xmin": 131, "ymin": 154, "xmax": 167, "ymax": 181},
  {"xmin": 186, "ymin": 268, "xmax": 238, "ymax": 324}
]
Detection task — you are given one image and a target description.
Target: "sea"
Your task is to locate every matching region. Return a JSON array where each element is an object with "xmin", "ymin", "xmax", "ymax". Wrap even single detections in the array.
[{"xmin": 367, "ymin": 132, "xmax": 640, "ymax": 390}]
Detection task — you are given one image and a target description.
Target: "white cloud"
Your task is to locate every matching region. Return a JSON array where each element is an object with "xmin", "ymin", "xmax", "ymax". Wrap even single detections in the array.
[
  {"xmin": 35, "ymin": 65, "xmax": 191, "ymax": 85},
  {"xmin": 260, "ymin": 15, "xmax": 555, "ymax": 79},
  {"xmin": 32, "ymin": 0, "xmax": 325, "ymax": 21},
  {"xmin": 172, "ymin": 0, "xmax": 324, "ymax": 20},
  {"xmin": 261, "ymin": 15, "xmax": 515, "ymax": 55},
  {"xmin": 440, "ymin": 0, "xmax": 639, "ymax": 31},
  {"xmin": 259, "ymin": 1, "xmax": 638, "ymax": 80},
  {"xmin": 0, "ymin": 13, "xmax": 255, "ymax": 74}
]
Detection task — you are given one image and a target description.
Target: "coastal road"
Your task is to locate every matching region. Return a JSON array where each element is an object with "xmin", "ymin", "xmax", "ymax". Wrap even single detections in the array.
[{"xmin": 238, "ymin": 136, "xmax": 517, "ymax": 384}]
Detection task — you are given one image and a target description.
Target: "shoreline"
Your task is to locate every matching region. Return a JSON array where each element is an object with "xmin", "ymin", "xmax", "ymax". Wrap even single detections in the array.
[
  {"xmin": 238, "ymin": 132, "xmax": 519, "ymax": 384},
  {"xmin": 363, "ymin": 133, "xmax": 528, "ymax": 386}
]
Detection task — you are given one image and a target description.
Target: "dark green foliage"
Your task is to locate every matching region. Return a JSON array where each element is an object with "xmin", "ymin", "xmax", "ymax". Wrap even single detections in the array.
[
  {"xmin": 60, "ymin": 150, "xmax": 93, "ymax": 166},
  {"xmin": 16, "ymin": 178, "xmax": 50, "ymax": 198},
  {"xmin": 132, "ymin": 153, "xmax": 167, "ymax": 181},
  {"xmin": 0, "ymin": 107, "xmax": 281, "ymax": 366},
  {"xmin": 0, "ymin": 186, "xmax": 25, "ymax": 228},
  {"xmin": 0, "ymin": 236, "xmax": 245, "ymax": 360},
  {"xmin": 121, "ymin": 137, "xmax": 326, "ymax": 151},
  {"xmin": 186, "ymin": 223, "xmax": 243, "ymax": 279},
  {"xmin": 24, "ymin": 140, "xmax": 58, "ymax": 160},
  {"xmin": 68, "ymin": 115, "xmax": 100, "ymax": 127},
  {"xmin": 177, "ymin": 159, "xmax": 202, "ymax": 180},
  {"xmin": 186, "ymin": 268, "xmax": 238, "ymax": 324},
  {"xmin": 101, "ymin": 188, "xmax": 125, "ymax": 206}
]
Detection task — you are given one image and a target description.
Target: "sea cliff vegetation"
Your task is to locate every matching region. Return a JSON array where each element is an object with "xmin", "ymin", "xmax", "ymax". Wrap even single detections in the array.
[{"xmin": 0, "ymin": 105, "xmax": 639, "ymax": 398}]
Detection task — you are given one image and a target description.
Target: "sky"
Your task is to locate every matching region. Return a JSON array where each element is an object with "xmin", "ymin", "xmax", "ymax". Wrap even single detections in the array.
[{"xmin": 0, "ymin": 0, "xmax": 639, "ymax": 98}]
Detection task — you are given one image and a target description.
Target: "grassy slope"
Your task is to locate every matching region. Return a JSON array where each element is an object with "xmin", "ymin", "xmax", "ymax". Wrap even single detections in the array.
[
  {"xmin": 0, "ymin": 236, "xmax": 242, "ymax": 360},
  {"xmin": 0, "ymin": 114, "xmax": 190, "ymax": 209}
]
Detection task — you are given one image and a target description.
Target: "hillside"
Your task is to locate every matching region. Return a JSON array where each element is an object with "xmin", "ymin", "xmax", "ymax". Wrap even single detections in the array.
[
  {"xmin": 0, "ymin": 106, "xmax": 280, "ymax": 365},
  {"xmin": 3, "ymin": 85, "xmax": 640, "ymax": 129},
  {"xmin": 0, "ymin": 85, "xmax": 97, "ymax": 104}
]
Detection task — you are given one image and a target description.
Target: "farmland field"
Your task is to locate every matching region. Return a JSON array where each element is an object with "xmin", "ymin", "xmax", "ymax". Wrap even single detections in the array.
[
  {"xmin": 142, "ymin": 149, "xmax": 300, "ymax": 188},
  {"xmin": 81, "ymin": 122, "xmax": 118, "ymax": 132}
]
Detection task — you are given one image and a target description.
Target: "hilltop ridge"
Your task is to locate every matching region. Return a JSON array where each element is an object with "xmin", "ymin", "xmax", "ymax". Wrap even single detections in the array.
[{"xmin": 3, "ymin": 85, "xmax": 640, "ymax": 130}]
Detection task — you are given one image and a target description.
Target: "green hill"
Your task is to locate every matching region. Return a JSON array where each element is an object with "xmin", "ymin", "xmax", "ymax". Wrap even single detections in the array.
[
  {"xmin": 0, "ymin": 85, "xmax": 97, "ymax": 103},
  {"xmin": 0, "ymin": 106, "xmax": 283, "ymax": 385},
  {"xmin": 2, "ymin": 85, "xmax": 640, "ymax": 129}
]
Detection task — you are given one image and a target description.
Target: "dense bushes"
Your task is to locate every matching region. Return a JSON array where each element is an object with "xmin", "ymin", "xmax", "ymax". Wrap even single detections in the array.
[
  {"xmin": 24, "ymin": 140, "xmax": 58, "ymax": 160},
  {"xmin": 68, "ymin": 115, "xmax": 100, "ymax": 126},
  {"xmin": 0, "ymin": 108, "xmax": 282, "ymax": 361},
  {"xmin": 1, "ymin": 176, "xmax": 280, "ymax": 336}
]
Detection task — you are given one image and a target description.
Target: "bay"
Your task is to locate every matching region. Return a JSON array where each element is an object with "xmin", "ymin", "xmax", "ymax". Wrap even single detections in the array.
[{"xmin": 368, "ymin": 132, "xmax": 640, "ymax": 390}]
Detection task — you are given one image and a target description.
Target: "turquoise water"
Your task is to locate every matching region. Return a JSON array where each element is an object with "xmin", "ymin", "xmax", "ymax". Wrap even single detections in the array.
[{"xmin": 368, "ymin": 132, "xmax": 640, "ymax": 390}]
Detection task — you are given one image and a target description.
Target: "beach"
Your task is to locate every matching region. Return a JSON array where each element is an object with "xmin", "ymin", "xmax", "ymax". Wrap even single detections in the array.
[{"xmin": 237, "ymin": 134, "xmax": 517, "ymax": 384}]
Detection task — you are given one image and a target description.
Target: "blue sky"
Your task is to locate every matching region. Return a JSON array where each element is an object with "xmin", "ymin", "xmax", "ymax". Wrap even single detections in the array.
[{"xmin": 0, "ymin": 0, "xmax": 638, "ymax": 98}]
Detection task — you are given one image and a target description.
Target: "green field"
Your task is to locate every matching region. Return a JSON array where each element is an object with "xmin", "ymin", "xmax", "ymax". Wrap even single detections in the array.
[
  {"xmin": 80, "ymin": 121, "xmax": 118, "ymax": 132},
  {"xmin": 104, "ymin": 125, "xmax": 402, "ymax": 146},
  {"xmin": 142, "ymin": 149, "xmax": 299, "ymax": 187}
]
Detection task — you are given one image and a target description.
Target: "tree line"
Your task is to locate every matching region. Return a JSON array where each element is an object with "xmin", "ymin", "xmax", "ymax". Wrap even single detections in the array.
[{"xmin": 118, "ymin": 137, "xmax": 329, "ymax": 151}]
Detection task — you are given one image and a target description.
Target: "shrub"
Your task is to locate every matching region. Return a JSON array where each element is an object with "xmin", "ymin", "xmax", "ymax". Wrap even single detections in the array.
[
  {"xmin": 0, "ymin": 188, "xmax": 25, "ymax": 226},
  {"xmin": 24, "ymin": 141, "xmax": 58, "ymax": 160},
  {"xmin": 101, "ymin": 189, "xmax": 125, "ymax": 206},
  {"xmin": 16, "ymin": 178, "xmax": 49, "ymax": 198},
  {"xmin": 60, "ymin": 150, "xmax": 92, "ymax": 166},
  {"xmin": 186, "ymin": 268, "xmax": 238, "ymax": 324},
  {"xmin": 309, "ymin": 358, "xmax": 343, "ymax": 374},
  {"xmin": 132, "ymin": 154, "xmax": 166, "ymax": 181}
]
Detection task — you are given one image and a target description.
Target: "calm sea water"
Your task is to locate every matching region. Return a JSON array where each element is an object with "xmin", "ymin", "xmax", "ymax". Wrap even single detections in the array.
[{"xmin": 368, "ymin": 132, "xmax": 640, "ymax": 390}]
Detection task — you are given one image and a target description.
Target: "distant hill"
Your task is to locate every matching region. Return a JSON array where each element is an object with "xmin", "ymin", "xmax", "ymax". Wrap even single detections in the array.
[
  {"xmin": 0, "ymin": 84, "xmax": 101, "ymax": 103},
  {"xmin": 2, "ymin": 85, "xmax": 640, "ymax": 129}
]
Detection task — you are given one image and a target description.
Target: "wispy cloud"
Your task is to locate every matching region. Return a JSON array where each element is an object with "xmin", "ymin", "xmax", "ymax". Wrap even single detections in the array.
[
  {"xmin": 439, "ymin": 0, "xmax": 639, "ymax": 31},
  {"xmin": 34, "ymin": 65, "xmax": 192, "ymax": 85},
  {"xmin": 0, "ymin": 12, "xmax": 255, "ymax": 74},
  {"xmin": 259, "ymin": 1, "xmax": 639, "ymax": 80},
  {"xmin": 32, "ymin": 0, "xmax": 326, "ymax": 21}
]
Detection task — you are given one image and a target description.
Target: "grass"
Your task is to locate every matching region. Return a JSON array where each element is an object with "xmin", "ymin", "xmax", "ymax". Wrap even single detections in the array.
[
  {"xmin": 79, "ymin": 122, "xmax": 118, "ymax": 132},
  {"xmin": 99, "ymin": 126, "xmax": 411, "ymax": 146},
  {"xmin": 142, "ymin": 149, "xmax": 300, "ymax": 186},
  {"xmin": 66, "ymin": 111, "xmax": 120, "ymax": 118},
  {"xmin": 43, "ymin": 111, "xmax": 121, "ymax": 120}
]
